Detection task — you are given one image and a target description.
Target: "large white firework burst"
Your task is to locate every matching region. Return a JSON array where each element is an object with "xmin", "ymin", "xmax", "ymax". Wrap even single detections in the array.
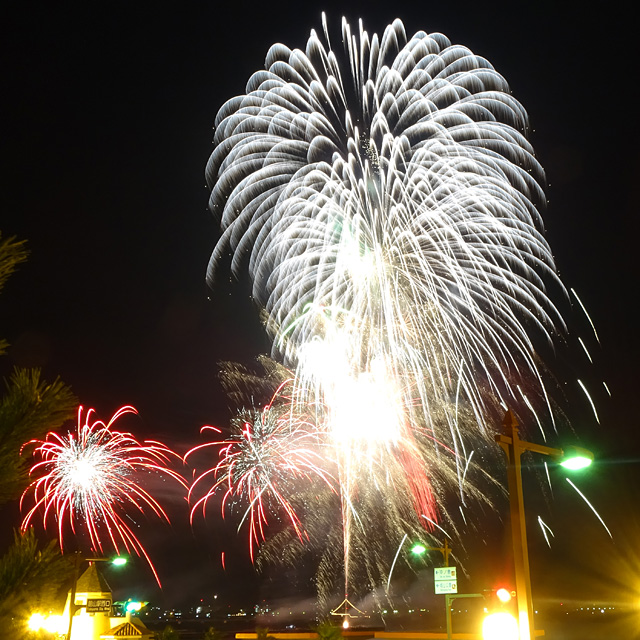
[
  {"xmin": 207, "ymin": 14, "xmax": 563, "ymax": 442},
  {"xmin": 203, "ymin": 15, "xmax": 568, "ymax": 598}
]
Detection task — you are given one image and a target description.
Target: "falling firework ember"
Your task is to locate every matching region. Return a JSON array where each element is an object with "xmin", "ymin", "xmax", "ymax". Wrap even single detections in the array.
[
  {"xmin": 187, "ymin": 377, "xmax": 336, "ymax": 560},
  {"xmin": 21, "ymin": 405, "xmax": 187, "ymax": 585},
  {"xmin": 200, "ymin": 15, "xmax": 575, "ymax": 601}
]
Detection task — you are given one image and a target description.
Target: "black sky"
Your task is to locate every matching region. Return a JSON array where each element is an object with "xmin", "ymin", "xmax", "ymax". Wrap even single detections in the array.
[{"xmin": 1, "ymin": 0, "xmax": 639, "ymax": 612}]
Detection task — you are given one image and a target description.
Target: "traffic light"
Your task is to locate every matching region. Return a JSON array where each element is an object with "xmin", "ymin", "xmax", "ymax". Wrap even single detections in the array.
[
  {"xmin": 495, "ymin": 587, "xmax": 516, "ymax": 606},
  {"xmin": 484, "ymin": 585, "xmax": 515, "ymax": 609}
]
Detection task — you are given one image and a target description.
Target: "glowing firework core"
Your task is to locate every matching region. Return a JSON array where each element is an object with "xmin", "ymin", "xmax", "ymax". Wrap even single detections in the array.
[
  {"xmin": 328, "ymin": 366, "xmax": 402, "ymax": 447},
  {"xmin": 67, "ymin": 458, "xmax": 96, "ymax": 489}
]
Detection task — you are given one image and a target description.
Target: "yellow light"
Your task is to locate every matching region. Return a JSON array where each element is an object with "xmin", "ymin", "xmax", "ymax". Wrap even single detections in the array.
[
  {"xmin": 482, "ymin": 611, "xmax": 518, "ymax": 640},
  {"xmin": 28, "ymin": 613, "xmax": 66, "ymax": 634},
  {"xmin": 496, "ymin": 588, "xmax": 512, "ymax": 603},
  {"xmin": 342, "ymin": 619, "xmax": 350, "ymax": 629},
  {"xmin": 28, "ymin": 613, "xmax": 45, "ymax": 631},
  {"xmin": 44, "ymin": 615, "xmax": 66, "ymax": 634}
]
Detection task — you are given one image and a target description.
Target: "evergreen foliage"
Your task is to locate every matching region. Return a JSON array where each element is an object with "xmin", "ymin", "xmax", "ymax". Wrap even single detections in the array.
[
  {"xmin": 0, "ymin": 528, "xmax": 73, "ymax": 636},
  {"xmin": 315, "ymin": 620, "xmax": 343, "ymax": 640},
  {"xmin": 0, "ymin": 368, "xmax": 77, "ymax": 504},
  {"xmin": 204, "ymin": 627, "xmax": 224, "ymax": 640},
  {"xmin": 0, "ymin": 231, "xmax": 77, "ymax": 503},
  {"xmin": 0, "ymin": 231, "xmax": 77, "ymax": 636},
  {"xmin": 0, "ymin": 233, "xmax": 28, "ymax": 357},
  {"xmin": 157, "ymin": 624, "xmax": 180, "ymax": 640},
  {"xmin": 255, "ymin": 627, "xmax": 277, "ymax": 640}
]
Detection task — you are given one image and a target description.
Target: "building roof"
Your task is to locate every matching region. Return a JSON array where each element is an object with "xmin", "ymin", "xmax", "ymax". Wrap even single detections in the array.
[
  {"xmin": 76, "ymin": 563, "xmax": 112, "ymax": 593},
  {"xmin": 101, "ymin": 620, "xmax": 152, "ymax": 638}
]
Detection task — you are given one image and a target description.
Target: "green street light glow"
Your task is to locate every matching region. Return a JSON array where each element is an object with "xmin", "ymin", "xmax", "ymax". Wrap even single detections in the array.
[
  {"xmin": 111, "ymin": 556, "xmax": 128, "ymax": 566},
  {"xmin": 559, "ymin": 446, "xmax": 594, "ymax": 470},
  {"xmin": 411, "ymin": 543, "xmax": 427, "ymax": 556}
]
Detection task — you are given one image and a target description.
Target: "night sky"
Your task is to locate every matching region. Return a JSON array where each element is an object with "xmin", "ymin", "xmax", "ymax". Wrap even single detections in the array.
[{"xmin": 1, "ymin": 0, "xmax": 639, "ymax": 613}]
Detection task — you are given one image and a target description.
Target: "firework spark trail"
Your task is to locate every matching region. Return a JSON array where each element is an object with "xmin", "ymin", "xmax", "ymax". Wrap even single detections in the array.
[
  {"xmin": 566, "ymin": 478, "xmax": 612, "ymax": 539},
  {"xmin": 187, "ymin": 380, "xmax": 337, "ymax": 560},
  {"xmin": 20, "ymin": 406, "xmax": 187, "ymax": 585},
  {"xmin": 537, "ymin": 516, "xmax": 555, "ymax": 548},
  {"xmin": 204, "ymin": 15, "xmax": 569, "ymax": 598},
  {"xmin": 386, "ymin": 533, "xmax": 408, "ymax": 593},
  {"xmin": 577, "ymin": 379, "xmax": 600, "ymax": 424}
]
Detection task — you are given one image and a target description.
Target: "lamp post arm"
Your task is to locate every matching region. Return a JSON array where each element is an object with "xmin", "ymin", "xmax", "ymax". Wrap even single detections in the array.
[
  {"xmin": 496, "ymin": 434, "xmax": 564, "ymax": 460},
  {"xmin": 424, "ymin": 540, "xmax": 452, "ymax": 567}
]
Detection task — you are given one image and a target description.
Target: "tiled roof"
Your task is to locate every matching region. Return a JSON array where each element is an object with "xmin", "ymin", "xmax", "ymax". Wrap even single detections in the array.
[
  {"xmin": 101, "ymin": 620, "xmax": 151, "ymax": 637},
  {"xmin": 76, "ymin": 563, "xmax": 112, "ymax": 593}
]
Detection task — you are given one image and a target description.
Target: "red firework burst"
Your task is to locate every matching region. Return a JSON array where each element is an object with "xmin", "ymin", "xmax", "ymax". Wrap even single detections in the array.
[
  {"xmin": 20, "ymin": 405, "xmax": 187, "ymax": 585},
  {"xmin": 186, "ymin": 381, "xmax": 336, "ymax": 560}
]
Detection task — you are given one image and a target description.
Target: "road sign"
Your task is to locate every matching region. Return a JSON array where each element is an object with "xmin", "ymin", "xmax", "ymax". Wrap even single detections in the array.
[
  {"xmin": 434, "ymin": 566, "xmax": 457, "ymax": 594},
  {"xmin": 434, "ymin": 566, "xmax": 456, "ymax": 580},
  {"xmin": 435, "ymin": 579, "xmax": 458, "ymax": 594},
  {"xmin": 86, "ymin": 598, "xmax": 112, "ymax": 613}
]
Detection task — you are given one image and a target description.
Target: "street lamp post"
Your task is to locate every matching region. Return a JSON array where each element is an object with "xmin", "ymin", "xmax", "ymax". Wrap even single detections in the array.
[
  {"xmin": 496, "ymin": 410, "xmax": 593, "ymax": 640},
  {"xmin": 412, "ymin": 539, "xmax": 452, "ymax": 567},
  {"xmin": 66, "ymin": 553, "xmax": 127, "ymax": 640},
  {"xmin": 411, "ymin": 540, "xmax": 456, "ymax": 638}
]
